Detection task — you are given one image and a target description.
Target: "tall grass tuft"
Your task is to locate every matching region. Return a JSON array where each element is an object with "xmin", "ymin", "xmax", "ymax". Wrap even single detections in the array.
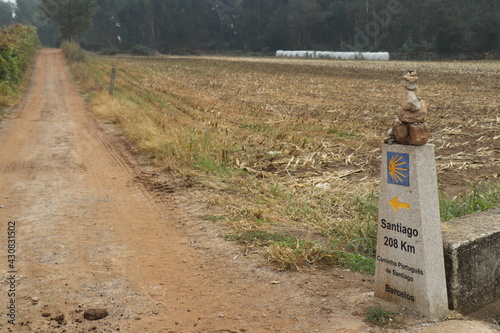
[
  {"xmin": 351, "ymin": 191, "xmax": 379, "ymax": 255},
  {"xmin": 365, "ymin": 306, "xmax": 403, "ymax": 328},
  {"xmin": 266, "ymin": 238, "xmax": 336, "ymax": 271},
  {"xmin": 440, "ymin": 180, "xmax": 500, "ymax": 222},
  {"xmin": 89, "ymin": 89, "xmax": 234, "ymax": 175}
]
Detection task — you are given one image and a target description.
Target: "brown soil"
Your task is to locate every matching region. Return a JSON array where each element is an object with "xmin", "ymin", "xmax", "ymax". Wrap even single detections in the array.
[{"xmin": 0, "ymin": 49, "xmax": 496, "ymax": 333}]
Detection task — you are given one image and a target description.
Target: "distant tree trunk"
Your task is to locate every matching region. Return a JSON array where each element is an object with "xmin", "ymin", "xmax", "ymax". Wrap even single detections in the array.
[
  {"xmin": 146, "ymin": 1, "xmax": 156, "ymax": 49},
  {"xmin": 106, "ymin": 1, "xmax": 116, "ymax": 48}
]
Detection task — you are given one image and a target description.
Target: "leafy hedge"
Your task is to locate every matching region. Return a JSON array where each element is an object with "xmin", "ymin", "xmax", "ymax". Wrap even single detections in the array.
[{"xmin": 0, "ymin": 24, "xmax": 40, "ymax": 106}]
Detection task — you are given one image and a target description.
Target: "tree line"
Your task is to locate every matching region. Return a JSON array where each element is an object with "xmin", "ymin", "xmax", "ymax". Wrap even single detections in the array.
[{"xmin": 1, "ymin": 0, "xmax": 498, "ymax": 55}]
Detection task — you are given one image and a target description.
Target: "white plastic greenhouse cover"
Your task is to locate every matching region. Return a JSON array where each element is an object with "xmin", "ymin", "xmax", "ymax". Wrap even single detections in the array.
[{"xmin": 276, "ymin": 50, "xmax": 389, "ymax": 61}]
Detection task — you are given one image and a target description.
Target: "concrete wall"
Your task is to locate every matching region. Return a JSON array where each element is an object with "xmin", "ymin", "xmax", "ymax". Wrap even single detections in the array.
[{"xmin": 442, "ymin": 206, "xmax": 500, "ymax": 314}]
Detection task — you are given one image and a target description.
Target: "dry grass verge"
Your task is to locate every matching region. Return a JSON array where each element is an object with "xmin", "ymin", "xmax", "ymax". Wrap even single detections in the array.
[{"xmin": 68, "ymin": 54, "xmax": 500, "ymax": 271}]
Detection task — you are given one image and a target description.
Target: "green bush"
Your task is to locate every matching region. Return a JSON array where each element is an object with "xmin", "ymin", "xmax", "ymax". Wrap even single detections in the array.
[
  {"xmin": 61, "ymin": 40, "xmax": 85, "ymax": 63},
  {"xmin": 130, "ymin": 45, "xmax": 156, "ymax": 56},
  {"xmin": 99, "ymin": 47, "xmax": 119, "ymax": 55}
]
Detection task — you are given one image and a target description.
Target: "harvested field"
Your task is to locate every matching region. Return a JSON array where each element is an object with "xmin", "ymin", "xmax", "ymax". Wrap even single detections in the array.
[{"xmin": 76, "ymin": 55, "xmax": 499, "ymax": 265}]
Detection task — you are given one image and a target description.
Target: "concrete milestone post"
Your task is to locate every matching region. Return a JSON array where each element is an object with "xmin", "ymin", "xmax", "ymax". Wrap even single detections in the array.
[
  {"xmin": 375, "ymin": 144, "xmax": 449, "ymax": 319},
  {"xmin": 375, "ymin": 70, "xmax": 449, "ymax": 320}
]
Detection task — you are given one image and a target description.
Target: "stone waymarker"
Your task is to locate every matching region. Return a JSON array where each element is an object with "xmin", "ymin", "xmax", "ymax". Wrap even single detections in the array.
[
  {"xmin": 375, "ymin": 70, "xmax": 449, "ymax": 320},
  {"xmin": 375, "ymin": 144, "xmax": 448, "ymax": 319},
  {"xmin": 375, "ymin": 144, "xmax": 449, "ymax": 319}
]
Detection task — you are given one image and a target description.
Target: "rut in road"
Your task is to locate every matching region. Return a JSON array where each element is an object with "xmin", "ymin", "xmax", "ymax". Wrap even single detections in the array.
[{"xmin": 0, "ymin": 49, "xmax": 376, "ymax": 333}]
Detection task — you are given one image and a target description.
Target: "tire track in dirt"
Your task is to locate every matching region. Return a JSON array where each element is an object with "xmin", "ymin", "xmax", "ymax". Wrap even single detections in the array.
[{"xmin": 0, "ymin": 49, "xmax": 418, "ymax": 333}]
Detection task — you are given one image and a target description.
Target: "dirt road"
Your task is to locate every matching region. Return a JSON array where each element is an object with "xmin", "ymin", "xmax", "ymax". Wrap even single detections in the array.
[{"xmin": 1, "ymin": 49, "xmax": 497, "ymax": 333}]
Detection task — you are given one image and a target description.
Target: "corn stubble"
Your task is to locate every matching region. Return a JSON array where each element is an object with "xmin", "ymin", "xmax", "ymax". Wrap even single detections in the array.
[{"xmin": 74, "ymin": 54, "xmax": 500, "ymax": 270}]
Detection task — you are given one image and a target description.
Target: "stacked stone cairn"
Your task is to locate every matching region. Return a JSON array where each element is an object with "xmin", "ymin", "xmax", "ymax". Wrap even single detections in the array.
[{"xmin": 385, "ymin": 69, "xmax": 430, "ymax": 145}]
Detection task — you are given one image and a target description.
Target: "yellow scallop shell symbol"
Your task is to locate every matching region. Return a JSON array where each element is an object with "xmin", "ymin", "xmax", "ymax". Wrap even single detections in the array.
[{"xmin": 388, "ymin": 154, "xmax": 408, "ymax": 184}]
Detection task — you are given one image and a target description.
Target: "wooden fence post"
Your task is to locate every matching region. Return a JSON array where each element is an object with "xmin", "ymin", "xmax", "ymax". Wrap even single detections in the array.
[{"xmin": 109, "ymin": 65, "xmax": 117, "ymax": 95}]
